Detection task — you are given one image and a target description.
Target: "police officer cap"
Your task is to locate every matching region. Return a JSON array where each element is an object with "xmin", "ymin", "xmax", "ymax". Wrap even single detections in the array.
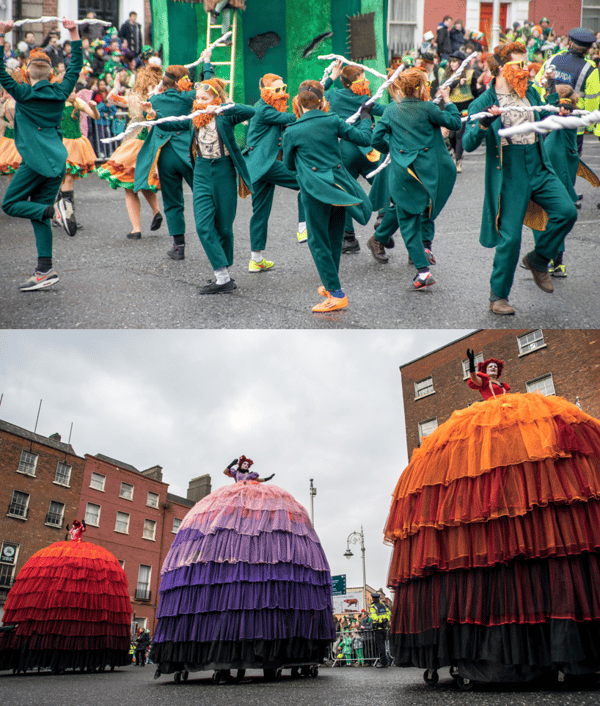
[
  {"xmin": 371, "ymin": 592, "xmax": 381, "ymax": 599},
  {"xmin": 568, "ymin": 28, "xmax": 597, "ymax": 46}
]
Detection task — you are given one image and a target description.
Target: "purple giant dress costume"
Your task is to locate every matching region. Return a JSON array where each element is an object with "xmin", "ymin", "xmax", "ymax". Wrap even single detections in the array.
[{"xmin": 150, "ymin": 466, "xmax": 335, "ymax": 674}]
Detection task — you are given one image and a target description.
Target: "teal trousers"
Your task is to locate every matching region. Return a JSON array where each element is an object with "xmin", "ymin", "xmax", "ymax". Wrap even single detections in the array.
[
  {"xmin": 491, "ymin": 143, "xmax": 577, "ymax": 299},
  {"xmin": 375, "ymin": 202, "xmax": 434, "ymax": 269},
  {"xmin": 2, "ymin": 163, "xmax": 64, "ymax": 258},
  {"xmin": 303, "ymin": 192, "xmax": 346, "ymax": 292},
  {"xmin": 157, "ymin": 142, "xmax": 194, "ymax": 236},
  {"xmin": 342, "ymin": 141, "xmax": 374, "ymax": 233},
  {"xmin": 193, "ymin": 155, "xmax": 238, "ymax": 270},
  {"xmin": 249, "ymin": 161, "xmax": 304, "ymax": 250}
]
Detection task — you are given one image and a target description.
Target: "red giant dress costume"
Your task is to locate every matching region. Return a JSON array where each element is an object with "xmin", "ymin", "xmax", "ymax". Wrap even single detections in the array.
[
  {"xmin": 384, "ymin": 362, "xmax": 600, "ymax": 688},
  {"xmin": 0, "ymin": 523, "xmax": 132, "ymax": 674}
]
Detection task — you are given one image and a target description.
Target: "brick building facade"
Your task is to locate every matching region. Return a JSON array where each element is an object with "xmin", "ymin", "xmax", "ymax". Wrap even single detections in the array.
[
  {"xmin": 0, "ymin": 417, "xmax": 212, "ymax": 634},
  {"xmin": 79, "ymin": 454, "xmax": 211, "ymax": 634},
  {"xmin": 0, "ymin": 419, "xmax": 86, "ymax": 618},
  {"xmin": 400, "ymin": 329, "xmax": 600, "ymax": 456}
]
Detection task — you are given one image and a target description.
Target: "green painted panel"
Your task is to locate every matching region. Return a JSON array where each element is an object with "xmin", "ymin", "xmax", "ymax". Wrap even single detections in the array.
[
  {"xmin": 241, "ymin": 0, "xmax": 288, "ymax": 107},
  {"xmin": 285, "ymin": 0, "xmax": 334, "ymax": 96},
  {"xmin": 331, "ymin": 0, "xmax": 360, "ymax": 57},
  {"xmin": 166, "ymin": 1, "xmax": 200, "ymax": 66}
]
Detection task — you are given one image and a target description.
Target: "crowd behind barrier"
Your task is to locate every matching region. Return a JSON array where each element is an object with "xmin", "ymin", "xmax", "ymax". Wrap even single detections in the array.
[{"xmin": 327, "ymin": 628, "xmax": 392, "ymax": 667}]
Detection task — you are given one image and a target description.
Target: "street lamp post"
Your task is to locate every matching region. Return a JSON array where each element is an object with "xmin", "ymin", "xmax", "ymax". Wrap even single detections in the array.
[
  {"xmin": 344, "ymin": 525, "xmax": 367, "ymax": 613},
  {"xmin": 309, "ymin": 478, "xmax": 316, "ymax": 525}
]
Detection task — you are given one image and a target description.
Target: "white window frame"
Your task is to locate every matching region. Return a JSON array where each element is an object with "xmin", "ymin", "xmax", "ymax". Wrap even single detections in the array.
[
  {"xmin": 462, "ymin": 352, "xmax": 484, "ymax": 379},
  {"xmin": 89, "ymin": 472, "xmax": 106, "ymax": 492},
  {"xmin": 119, "ymin": 482, "xmax": 134, "ymax": 501},
  {"xmin": 136, "ymin": 564, "xmax": 152, "ymax": 600},
  {"xmin": 172, "ymin": 517, "xmax": 182, "ymax": 534},
  {"xmin": 414, "ymin": 376, "xmax": 435, "ymax": 399},
  {"xmin": 84, "ymin": 502, "xmax": 101, "ymax": 526},
  {"xmin": 17, "ymin": 450, "xmax": 38, "ymax": 477},
  {"xmin": 146, "ymin": 491, "xmax": 159, "ymax": 508},
  {"xmin": 526, "ymin": 374, "xmax": 556, "ymax": 396},
  {"xmin": 518, "ymin": 329, "xmax": 546, "ymax": 355},
  {"xmin": 582, "ymin": 1, "xmax": 600, "ymax": 34},
  {"xmin": 115, "ymin": 511, "xmax": 130, "ymax": 534},
  {"xmin": 45, "ymin": 500, "xmax": 65, "ymax": 527},
  {"xmin": 54, "ymin": 461, "xmax": 72, "ymax": 487},
  {"xmin": 142, "ymin": 519, "xmax": 156, "ymax": 541},
  {"xmin": 7, "ymin": 490, "xmax": 30, "ymax": 520},
  {"xmin": 418, "ymin": 417, "xmax": 438, "ymax": 440}
]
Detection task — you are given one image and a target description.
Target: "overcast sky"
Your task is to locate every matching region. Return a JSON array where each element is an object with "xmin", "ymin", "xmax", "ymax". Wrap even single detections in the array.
[{"xmin": 0, "ymin": 329, "xmax": 472, "ymax": 598}]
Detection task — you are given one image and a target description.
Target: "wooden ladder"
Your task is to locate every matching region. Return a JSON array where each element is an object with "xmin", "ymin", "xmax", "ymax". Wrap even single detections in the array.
[{"xmin": 205, "ymin": 8, "xmax": 238, "ymax": 100}]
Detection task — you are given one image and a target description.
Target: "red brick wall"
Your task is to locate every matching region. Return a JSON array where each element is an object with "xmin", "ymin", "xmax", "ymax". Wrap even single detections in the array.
[
  {"xmin": 528, "ymin": 0, "xmax": 581, "ymax": 36},
  {"xmin": 423, "ymin": 1, "xmax": 467, "ymax": 35},
  {"xmin": 79, "ymin": 455, "xmax": 170, "ymax": 633},
  {"xmin": 401, "ymin": 329, "xmax": 600, "ymax": 456},
  {"xmin": 0, "ymin": 429, "xmax": 85, "ymax": 609}
]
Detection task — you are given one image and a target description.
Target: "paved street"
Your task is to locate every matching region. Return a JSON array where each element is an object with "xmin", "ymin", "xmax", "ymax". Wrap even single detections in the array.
[
  {"xmin": 1, "ymin": 136, "xmax": 600, "ymax": 329},
  {"xmin": 1, "ymin": 663, "xmax": 599, "ymax": 706}
]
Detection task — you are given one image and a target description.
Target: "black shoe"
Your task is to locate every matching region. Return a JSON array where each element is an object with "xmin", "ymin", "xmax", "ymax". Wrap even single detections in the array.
[
  {"xmin": 375, "ymin": 663, "xmax": 388, "ymax": 668},
  {"xmin": 367, "ymin": 235, "xmax": 389, "ymax": 263},
  {"xmin": 342, "ymin": 235, "xmax": 360, "ymax": 254},
  {"xmin": 386, "ymin": 236, "xmax": 395, "ymax": 249},
  {"xmin": 199, "ymin": 279, "xmax": 237, "ymax": 294},
  {"xmin": 150, "ymin": 212, "xmax": 163, "ymax": 231},
  {"xmin": 127, "ymin": 232, "xmax": 142, "ymax": 240},
  {"xmin": 167, "ymin": 245, "xmax": 185, "ymax": 260}
]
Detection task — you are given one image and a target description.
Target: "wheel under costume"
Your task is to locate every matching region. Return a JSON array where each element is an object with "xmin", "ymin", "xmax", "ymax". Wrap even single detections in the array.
[
  {"xmin": 150, "ymin": 466, "xmax": 335, "ymax": 679},
  {"xmin": 384, "ymin": 391, "xmax": 600, "ymax": 688},
  {"xmin": 0, "ymin": 538, "xmax": 132, "ymax": 673}
]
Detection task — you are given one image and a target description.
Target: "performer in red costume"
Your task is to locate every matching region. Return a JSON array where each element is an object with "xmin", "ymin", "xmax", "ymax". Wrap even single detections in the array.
[
  {"xmin": 466, "ymin": 349, "xmax": 510, "ymax": 399},
  {"xmin": 67, "ymin": 518, "xmax": 86, "ymax": 541},
  {"xmin": 384, "ymin": 353, "xmax": 600, "ymax": 690}
]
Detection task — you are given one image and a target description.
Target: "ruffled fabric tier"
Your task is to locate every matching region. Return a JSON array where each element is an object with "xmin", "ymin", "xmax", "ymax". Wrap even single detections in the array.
[
  {"xmin": 0, "ymin": 541, "xmax": 132, "ymax": 670},
  {"xmin": 63, "ymin": 137, "xmax": 96, "ymax": 177},
  {"xmin": 388, "ymin": 497, "xmax": 600, "ymax": 584},
  {"xmin": 96, "ymin": 138, "xmax": 160, "ymax": 191},
  {"xmin": 151, "ymin": 482, "xmax": 335, "ymax": 670},
  {"xmin": 151, "ymin": 637, "xmax": 330, "ymax": 674}
]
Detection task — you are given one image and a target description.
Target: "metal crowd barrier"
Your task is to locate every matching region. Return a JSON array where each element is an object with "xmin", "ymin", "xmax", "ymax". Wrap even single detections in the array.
[
  {"xmin": 327, "ymin": 628, "xmax": 392, "ymax": 667},
  {"xmin": 88, "ymin": 110, "xmax": 129, "ymax": 163}
]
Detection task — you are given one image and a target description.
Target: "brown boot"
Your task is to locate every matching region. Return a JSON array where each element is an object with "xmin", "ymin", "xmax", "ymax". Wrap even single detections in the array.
[
  {"xmin": 367, "ymin": 235, "xmax": 389, "ymax": 264},
  {"xmin": 521, "ymin": 254, "xmax": 554, "ymax": 293},
  {"xmin": 489, "ymin": 299, "xmax": 515, "ymax": 315}
]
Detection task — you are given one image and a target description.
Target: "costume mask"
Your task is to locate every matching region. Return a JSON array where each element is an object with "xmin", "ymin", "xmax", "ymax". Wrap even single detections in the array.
[
  {"xmin": 350, "ymin": 79, "xmax": 371, "ymax": 96},
  {"xmin": 503, "ymin": 61, "xmax": 529, "ymax": 98},
  {"xmin": 192, "ymin": 97, "xmax": 222, "ymax": 129},
  {"xmin": 260, "ymin": 86, "xmax": 289, "ymax": 112},
  {"xmin": 486, "ymin": 363, "xmax": 498, "ymax": 377}
]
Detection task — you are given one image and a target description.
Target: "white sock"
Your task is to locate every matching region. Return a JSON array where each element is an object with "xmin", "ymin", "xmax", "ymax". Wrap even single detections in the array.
[
  {"xmin": 298, "ymin": 221, "xmax": 306, "ymax": 232},
  {"xmin": 214, "ymin": 267, "xmax": 230, "ymax": 285},
  {"xmin": 251, "ymin": 251, "xmax": 263, "ymax": 263}
]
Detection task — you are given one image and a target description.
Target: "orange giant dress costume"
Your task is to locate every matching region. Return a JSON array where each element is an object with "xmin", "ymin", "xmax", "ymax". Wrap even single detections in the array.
[{"xmin": 384, "ymin": 360, "xmax": 600, "ymax": 689}]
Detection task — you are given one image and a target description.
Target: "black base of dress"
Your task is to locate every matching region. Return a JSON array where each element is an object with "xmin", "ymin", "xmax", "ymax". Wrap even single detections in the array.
[
  {"xmin": 150, "ymin": 638, "xmax": 330, "ymax": 673},
  {"xmin": 0, "ymin": 648, "xmax": 131, "ymax": 673},
  {"xmin": 392, "ymin": 619, "xmax": 600, "ymax": 681}
]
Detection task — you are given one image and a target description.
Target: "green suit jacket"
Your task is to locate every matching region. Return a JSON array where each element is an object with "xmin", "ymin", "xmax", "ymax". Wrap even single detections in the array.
[
  {"xmin": 244, "ymin": 98, "xmax": 297, "ymax": 184},
  {"xmin": 147, "ymin": 103, "xmax": 255, "ymax": 192},
  {"xmin": 0, "ymin": 40, "xmax": 83, "ymax": 177},
  {"xmin": 372, "ymin": 97, "xmax": 461, "ymax": 219},
  {"xmin": 134, "ymin": 63, "xmax": 214, "ymax": 191},
  {"xmin": 324, "ymin": 77, "xmax": 385, "ymax": 159},
  {"xmin": 282, "ymin": 110, "xmax": 373, "ymax": 223},
  {"xmin": 463, "ymin": 82, "xmax": 559, "ymax": 247}
]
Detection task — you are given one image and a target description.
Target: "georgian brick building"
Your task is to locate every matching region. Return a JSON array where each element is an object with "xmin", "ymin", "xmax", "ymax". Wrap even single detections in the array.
[
  {"xmin": 400, "ymin": 329, "xmax": 600, "ymax": 456},
  {"xmin": 0, "ymin": 419, "xmax": 86, "ymax": 617},
  {"xmin": 0, "ymin": 417, "xmax": 211, "ymax": 634}
]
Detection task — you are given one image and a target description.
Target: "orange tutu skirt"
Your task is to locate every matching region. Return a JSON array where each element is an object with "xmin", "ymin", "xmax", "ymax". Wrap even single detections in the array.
[
  {"xmin": 63, "ymin": 136, "xmax": 96, "ymax": 177},
  {"xmin": 0, "ymin": 135, "xmax": 21, "ymax": 174},
  {"xmin": 96, "ymin": 137, "xmax": 160, "ymax": 191}
]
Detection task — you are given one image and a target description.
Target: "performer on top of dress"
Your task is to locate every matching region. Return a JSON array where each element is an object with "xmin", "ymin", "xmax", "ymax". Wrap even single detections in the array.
[
  {"xmin": 466, "ymin": 348, "xmax": 511, "ymax": 399},
  {"xmin": 223, "ymin": 455, "xmax": 274, "ymax": 482},
  {"xmin": 67, "ymin": 518, "xmax": 86, "ymax": 542}
]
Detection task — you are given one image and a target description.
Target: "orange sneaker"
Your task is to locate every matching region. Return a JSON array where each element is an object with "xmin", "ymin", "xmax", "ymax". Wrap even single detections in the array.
[
  {"xmin": 317, "ymin": 286, "xmax": 330, "ymax": 297},
  {"xmin": 312, "ymin": 295, "xmax": 348, "ymax": 312}
]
